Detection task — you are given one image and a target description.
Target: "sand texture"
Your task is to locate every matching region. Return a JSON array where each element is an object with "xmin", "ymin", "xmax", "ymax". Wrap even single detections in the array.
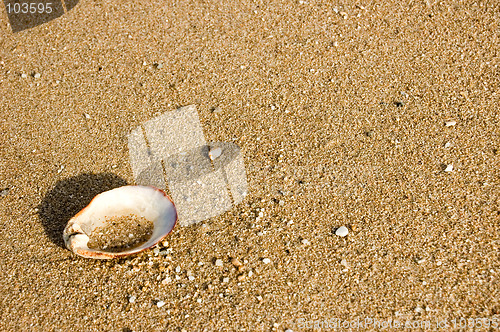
[{"xmin": 0, "ymin": 0, "xmax": 499, "ymax": 331}]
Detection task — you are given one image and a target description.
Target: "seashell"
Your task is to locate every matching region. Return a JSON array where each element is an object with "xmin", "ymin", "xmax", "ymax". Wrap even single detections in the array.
[{"xmin": 63, "ymin": 185, "xmax": 177, "ymax": 259}]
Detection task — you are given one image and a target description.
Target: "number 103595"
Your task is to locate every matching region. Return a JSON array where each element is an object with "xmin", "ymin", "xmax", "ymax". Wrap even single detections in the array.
[{"xmin": 6, "ymin": 2, "xmax": 53, "ymax": 14}]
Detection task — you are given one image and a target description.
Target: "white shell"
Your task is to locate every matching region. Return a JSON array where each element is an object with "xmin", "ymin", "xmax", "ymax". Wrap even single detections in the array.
[{"xmin": 63, "ymin": 185, "xmax": 177, "ymax": 259}]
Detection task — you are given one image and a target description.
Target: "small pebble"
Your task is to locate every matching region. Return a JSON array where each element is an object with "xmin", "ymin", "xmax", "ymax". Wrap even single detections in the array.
[
  {"xmin": 301, "ymin": 239, "xmax": 310, "ymax": 245},
  {"xmin": 212, "ymin": 106, "xmax": 222, "ymax": 113},
  {"xmin": 0, "ymin": 188, "xmax": 10, "ymax": 197},
  {"xmin": 444, "ymin": 142, "xmax": 452, "ymax": 148},
  {"xmin": 21, "ymin": 73, "xmax": 27, "ymax": 78},
  {"xmin": 215, "ymin": 259, "xmax": 223, "ymax": 267},
  {"xmin": 128, "ymin": 295, "xmax": 136, "ymax": 303},
  {"xmin": 444, "ymin": 164, "xmax": 453, "ymax": 172},
  {"xmin": 222, "ymin": 277, "xmax": 230, "ymax": 283},
  {"xmin": 445, "ymin": 120, "xmax": 456, "ymax": 127},
  {"xmin": 231, "ymin": 258, "xmax": 243, "ymax": 268},
  {"xmin": 285, "ymin": 329, "xmax": 294, "ymax": 332},
  {"xmin": 237, "ymin": 274, "xmax": 246, "ymax": 281},
  {"xmin": 188, "ymin": 276, "xmax": 195, "ymax": 281},
  {"xmin": 175, "ymin": 266, "xmax": 181, "ymax": 273},
  {"xmin": 335, "ymin": 226, "xmax": 349, "ymax": 237},
  {"xmin": 34, "ymin": 73, "xmax": 41, "ymax": 79},
  {"xmin": 84, "ymin": 113, "xmax": 91, "ymax": 119},
  {"xmin": 262, "ymin": 258, "xmax": 271, "ymax": 264},
  {"xmin": 156, "ymin": 301, "xmax": 165, "ymax": 308},
  {"xmin": 209, "ymin": 147, "xmax": 222, "ymax": 160}
]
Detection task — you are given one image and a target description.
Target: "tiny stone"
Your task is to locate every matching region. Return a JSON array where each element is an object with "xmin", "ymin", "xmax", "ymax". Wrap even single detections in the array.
[
  {"xmin": 215, "ymin": 259, "xmax": 223, "ymax": 267},
  {"xmin": 156, "ymin": 300, "xmax": 165, "ymax": 308},
  {"xmin": 34, "ymin": 73, "xmax": 41, "ymax": 79},
  {"xmin": 128, "ymin": 295, "xmax": 136, "ymax": 303},
  {"xmin": 175, "ymin": 266, "xmax": 181, "ymax": 273},
  {"xmin": 257, "ymin": 295, "xmax": 263, "ymax": 301},
  {"xmin": 0, "ymin": 188, "xmax": 10, "ymax": 197},
  {"xmin": 213, "ymin": 106, "xmax": 222, "ymax": 113},
  {"xmin": 153, "ymin": 248, "xmax": 160, "ymax": 255},
  {"xmin": 197, "ymin": 298, "xmax": 202, "ymax": 303},
  {"xmin": 335, "ymin": 226, "xmax": 349, "ymax": 237},
  {"xmin": 444, "ymin": 164, "xmax": 453, "ymax": 172},
  {"xmin": 301, "ymin": 239, "xmax": 310, "ymax": 245},
  {"xmin": 444, "ymin": 142, "xmax": 452, "ymax": 148},
  {"xmin": 248, "ymin": 270, "xmax": 253, "ymax": 277},
  {"xmin": 162, "ymin": 276, "xmax": 171, "ymax": 284},
  {"xmin": 222, "ymin": 277, "xmax": 230, "ymax": 283},
  {"xmin": 445, "ymin": 120, "xmax": 456, "ymax": 127},
  {"xmin": 285, "ymin": 330, "xmax": 294, "ymax": 332},
  {"xmin": 21, "ymin": 73, "xmax": 27, "ymax": 78},
  {"xmin": 231, "ymin": 258, "xmax": 243, "ymax": 267},
  {"xmin": 188, "ymin": 276, "xmax": 195, "ymax": 281},
  {"xmin": 262, "ymin": 258, "xmax": 271, "ymax": 264},
  {"xmin": 209, "ymin": 147, "xmax": 222, "ymax": 160},
  {"xmin": 84, "ymin": 113, "xmax": 91, "ymax": 119},
  {"xmin": 237, "ymin": 274, "xmax": 246, "ymax": 281}
]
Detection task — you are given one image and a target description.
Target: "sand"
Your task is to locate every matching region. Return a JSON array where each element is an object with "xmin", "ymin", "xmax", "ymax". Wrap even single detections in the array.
[{"xmin": 0, "ymin": 0, "xmax": 499, "ymax": 331}]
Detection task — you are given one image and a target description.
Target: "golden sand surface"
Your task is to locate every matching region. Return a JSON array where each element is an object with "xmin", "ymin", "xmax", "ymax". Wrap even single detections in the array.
[
  {"xmin": 87, "ymin": 214, "xmax": 154, "ymax": 252},
  {"xmin": 0, "ymin": 0, "xmax": 499, "ymax": 331}
]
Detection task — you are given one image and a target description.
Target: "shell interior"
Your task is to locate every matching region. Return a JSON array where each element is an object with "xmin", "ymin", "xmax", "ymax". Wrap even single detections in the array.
[{"xmin": 63, "ymin": 185, "xmax": 177, "ymax": 259}]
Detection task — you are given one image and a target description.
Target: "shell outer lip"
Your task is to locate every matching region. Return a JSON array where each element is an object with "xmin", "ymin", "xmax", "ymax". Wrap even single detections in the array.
[{"xmin": 63, "ymin": 185, "xmax": 178, "ymax": 260}]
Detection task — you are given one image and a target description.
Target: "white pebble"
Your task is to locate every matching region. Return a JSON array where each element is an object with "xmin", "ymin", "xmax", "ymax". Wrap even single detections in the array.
[
  {"xmin": 285, "ymin": 330, "xmax": 294, "ymax": 332},
  {"xmin": 222, "ymin": 277, "xmax": 229, "ymax": 283},
  {"xmin": 188, "ymin": 276, "xmax": 195, "ymax": 281},
  {"xmin": 262, "ymin": 258, "xmax": 271, "ymax": 264},
  {"xmin": 445, "ymin": 120, "xmax": 456, "ymax": 127},
  {"xmin": 34, "ymin": 73, "xmax": 41, "ymax": 79},
  {"xmin": 175, "ymin": 266, "xmax": 181, "ymax": 273},
  {"xmin": 128, "ymin": 295, "xmax": 136, "ymax": 303},
  {"xmin": 444, "ymin": 164, "xmax": 453, "ymax": 172},
  {"xmin": 209, "ymin": 147, "xmax": 222, "ymax": 160},
  {"xmin": 444, "ymin": 142, "xmax": 452, "ymax": 148},
  {"xmin": 215, "ymin": 259, "xmax": 223, "ymax": 267},
  {"xmin": 84, "ymin": 113, "xmax": 91, "ymax": 119},
  {"xmin": 197, "ymin": 298, "xmax": 202, "ymax": 303},
  {"xmin": 335, "ymin": 226, "xmax": 349, "ymax": 237},
  {"xmin": 21, "ymin": 73, "xmax": 27, "ymax": 78},
  {"xmin": 301, "ymin": 239, "xmax": 310, "ymax": 245},
  {"xmin": 156, "ymin": 300, "xmax": 165, "ymax": 308}
]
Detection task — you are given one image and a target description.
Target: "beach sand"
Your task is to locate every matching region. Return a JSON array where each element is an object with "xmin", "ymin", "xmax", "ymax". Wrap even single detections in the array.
[{"xmin": 0, "ymin": 0, "xmax": 499, "ymax": 330}]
